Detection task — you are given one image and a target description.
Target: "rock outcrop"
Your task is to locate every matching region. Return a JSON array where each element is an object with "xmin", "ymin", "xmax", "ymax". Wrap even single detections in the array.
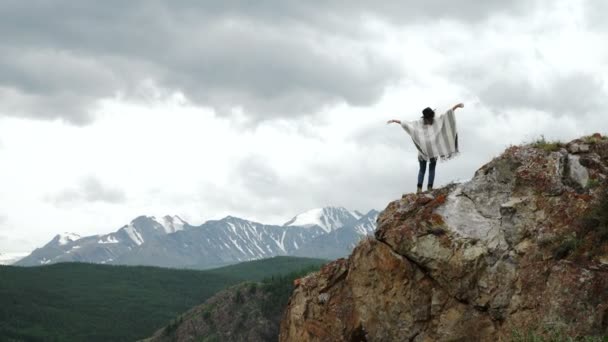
[{"xmin": 280, "ymin": 134, "xmax": 608, "ymax": 341}]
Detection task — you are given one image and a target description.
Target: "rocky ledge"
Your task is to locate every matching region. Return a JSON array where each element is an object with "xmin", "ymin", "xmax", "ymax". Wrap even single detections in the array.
[{"xmin": 280, "ymin": 134, "xmax": 608, "ymax": 341}]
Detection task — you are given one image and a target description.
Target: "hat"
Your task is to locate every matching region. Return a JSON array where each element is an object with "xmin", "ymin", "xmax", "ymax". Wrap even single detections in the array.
[{"xmin": 422, "ymin": 107, "xmax": 435, "ymax": 118}]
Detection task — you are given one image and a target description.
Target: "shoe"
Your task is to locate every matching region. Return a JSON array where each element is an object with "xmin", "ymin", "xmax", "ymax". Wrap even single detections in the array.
[
  {"xmin": 417, "ymin": 186, "xmax": 422, "ymax": 194},
  {"xmin": 427, "ymin": 185, "xmax": 433, "ymax": 191}
]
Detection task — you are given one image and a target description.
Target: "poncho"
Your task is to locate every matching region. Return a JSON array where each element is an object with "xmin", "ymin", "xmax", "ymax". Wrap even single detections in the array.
[{"xmin": 400, "ymin": 109, "xmax": 459, "ymax": 161}]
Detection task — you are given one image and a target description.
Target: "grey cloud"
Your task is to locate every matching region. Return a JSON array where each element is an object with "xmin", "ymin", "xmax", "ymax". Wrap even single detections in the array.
[
  {"xmin": 233, "ymin": 155, "xmax": 284, "ymax": 198},
  {"xmin": 331, "ymin": 0, "xmax": 528, "ymax": 24},
  {"xmin": 159, "ymin": 25, "xmax": 396, "ymax": 117},
  {"xmin": 0, "ymin": 46, "xmax": 125, "ymax": 124},
  {"xmin": 47, "ymin": 177, "xmax": 126, "ymax": 204},
  {"xmin": 444, "ymin": 48, "xmax": 607, "ymax": 116},
  {"xmin": 0, "ymin": 87, "xmax": 99, "ymax": 125},
  {"xmin": 479, "ymin": 73, "xmax": 605, "ymax": 115},
  {"xmin": 0, "ymin": 0, "xmax": 529, "ymax": 124},
  {"xmin": 585, "ymin": 0, "xmax": 608, "ymax": 29},
  {"xmin": 168, "ymin": 1, "xmax": 527, "ymax": 27}
]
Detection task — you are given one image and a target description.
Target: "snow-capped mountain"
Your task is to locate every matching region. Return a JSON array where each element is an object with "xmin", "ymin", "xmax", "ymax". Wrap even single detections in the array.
[
  {"xmin": 352, "ymin": 210, "xmax": 379, "ymax": 235},
  {"xmin": 16, "ymin": 207, "xmax": 379, "ymax": 269},
  {"xmin": 283, "ymin": 207, "xmax": 360, "ymax": 232},
  {"xmin": 16, "ymin": 215, "xmax": 189, "ymax": 266},
  {"xmin": 54, "ymin": 233, "xmax": 82, "ymax": 246},
  {"xmin": 293, "ymin": 210, "xmax": 379, "ymax": 260},
  {"xmin": 112, "ymin": 216, "xmax": 328, "ymax": 269}
]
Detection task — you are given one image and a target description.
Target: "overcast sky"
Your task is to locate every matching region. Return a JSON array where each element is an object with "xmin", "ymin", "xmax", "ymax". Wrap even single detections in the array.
[{"xmin": 1, "ymin": 0, "xmax": 607, "ymax": 254}]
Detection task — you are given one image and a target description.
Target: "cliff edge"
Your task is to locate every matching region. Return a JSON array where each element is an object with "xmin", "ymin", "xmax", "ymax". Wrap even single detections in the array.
[{"xmin": 280, "ymin": 134, "xmax": 608, "ymax": 341}]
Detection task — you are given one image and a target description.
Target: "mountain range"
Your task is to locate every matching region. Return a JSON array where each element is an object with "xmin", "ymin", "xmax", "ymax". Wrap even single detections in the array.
[{"xmin": 15, "ymin": 207, "xmax": 378, "ymax": 269}]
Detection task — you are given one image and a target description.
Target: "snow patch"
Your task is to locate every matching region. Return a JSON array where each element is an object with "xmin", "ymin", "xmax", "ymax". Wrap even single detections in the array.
[
  {"xmin": 98, "ymin": 235, "xmax": 120, "ymax": 244},
  {"xmin": 58, "ymin": 233, "xmax": 81, "ymax": 245},
  {"xmin": 228, "ymin": 236, "xmax": 245, "ymax": 254},
  {"xmin": 286, "ymin": 208, "xmax": 325, "ymax": 228},
  {"xmin": 227, "ymin": 222, "xmax": 237, "ymax": 235},
  {"xmin": 124, "ymin": 224, "xmax": 144, "ymax": 245},
  {"xmin": 270, "ymin": 230, "xmax": 287, "ymax": 253},
  {"xmin": 154, "ymin": 215, "xmax": 186, "ymax": 234},
  {"xmin": 285, "ymin": 207, "xmax": 357, "ymax": 233},
  {"xmin": 353, "ymin": 213, "xmax": 379, "ymax": 235},
  {"xmin": 350, "ymin": 210, "xmax": 363, "ymax": 220}
]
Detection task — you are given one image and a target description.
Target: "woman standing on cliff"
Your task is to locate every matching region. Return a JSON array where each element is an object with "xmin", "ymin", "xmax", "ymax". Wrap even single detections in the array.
[{"xmin": 387, "ymin": 103, "xmax": 464, "ymax": 193}]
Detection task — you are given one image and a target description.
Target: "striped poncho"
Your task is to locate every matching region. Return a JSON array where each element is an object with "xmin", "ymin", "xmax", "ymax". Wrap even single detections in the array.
[{"xmin": 400, "ymin": 109, "xmax": 459, "ymax": 161}]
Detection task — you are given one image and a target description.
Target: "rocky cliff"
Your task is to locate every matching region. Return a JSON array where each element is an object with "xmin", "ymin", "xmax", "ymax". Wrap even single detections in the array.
[{"xmin": 280, "ymin": 134, "xmax": 608, "ymax": 341}]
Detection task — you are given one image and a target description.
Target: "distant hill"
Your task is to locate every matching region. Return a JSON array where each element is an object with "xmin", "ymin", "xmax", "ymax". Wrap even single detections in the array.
[
  {"xmin": 0, "ymin": 256, "xmax": 326, "ymax": 342},
  {"xmin": 16, "ymin": 207, "xmax": 378, "ymax": 269}
]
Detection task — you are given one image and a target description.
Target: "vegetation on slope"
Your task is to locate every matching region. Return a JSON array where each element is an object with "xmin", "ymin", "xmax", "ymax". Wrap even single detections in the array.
[
  {"xmin": 146, "ymin": 266, "xmax": 321, "ymax": 342},
  {"xmin": 531, "ymin": 135, "xmax": 564, "ymax": 152},
  {"xmin": 0, "ymin": 256, "xmax": 326, "ymax": 342}
]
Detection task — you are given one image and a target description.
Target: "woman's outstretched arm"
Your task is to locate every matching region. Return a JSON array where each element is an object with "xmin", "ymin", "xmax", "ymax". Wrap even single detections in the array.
[
  {"xmin": 451, "ymin": 103, "xmax": 464, "ymax": 111},
  {"xmin": 387, "ymin": 119, "xmax": 401, "ymax": 124}
]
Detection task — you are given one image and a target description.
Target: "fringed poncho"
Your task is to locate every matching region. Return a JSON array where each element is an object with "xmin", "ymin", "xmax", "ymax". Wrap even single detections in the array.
[{"xmin": 400, "ymin": 109, "xmax": 459, "ymax": 161}]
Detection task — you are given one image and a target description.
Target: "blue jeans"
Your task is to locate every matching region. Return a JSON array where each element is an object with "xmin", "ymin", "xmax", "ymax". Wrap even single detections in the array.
[{"xmin": 417, "ymin": 157, "xmax": 437, "ymax": 188}]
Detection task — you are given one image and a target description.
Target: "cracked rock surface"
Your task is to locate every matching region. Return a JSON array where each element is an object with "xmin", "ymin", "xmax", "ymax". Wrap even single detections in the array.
[{"xmin": 280, "ymin": 135, "xmax": 608, "ymax": 341}]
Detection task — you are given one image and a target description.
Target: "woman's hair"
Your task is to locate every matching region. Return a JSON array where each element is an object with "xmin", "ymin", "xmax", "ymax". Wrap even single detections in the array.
[{"xmin": 422, "ymin": 107, "xmax": 435, "ymax": 125}]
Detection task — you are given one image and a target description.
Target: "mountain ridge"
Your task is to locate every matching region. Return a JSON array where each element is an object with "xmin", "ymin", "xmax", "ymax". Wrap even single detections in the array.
[{"xmin": 16, "ymin": 206, "xmax": 377, "ymax": 269}]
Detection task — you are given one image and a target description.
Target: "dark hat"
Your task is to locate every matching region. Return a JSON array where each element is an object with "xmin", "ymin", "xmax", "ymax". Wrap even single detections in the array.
[{"xmin": 422, "ymin": 107, "xmax": 435, "ymax": 118}]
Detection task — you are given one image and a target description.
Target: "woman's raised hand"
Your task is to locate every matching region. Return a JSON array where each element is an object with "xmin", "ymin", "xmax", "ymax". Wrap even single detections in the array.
[
  {"xmin": 387, "ymin": 119, "xmax": 401, "ymax": 125},
  {"xmin": 451, "ymin": 103, "xmax": 464, "ymax": 111}
]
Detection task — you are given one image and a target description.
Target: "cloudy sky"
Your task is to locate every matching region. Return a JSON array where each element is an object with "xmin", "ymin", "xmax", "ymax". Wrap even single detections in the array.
[{"xmin": 1, "ymin": 0, "xmax": 607, "ymax": 254}]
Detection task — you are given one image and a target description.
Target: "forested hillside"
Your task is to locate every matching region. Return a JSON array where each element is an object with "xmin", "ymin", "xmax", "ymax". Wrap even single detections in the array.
[{"xmin": 0, "ymin": 257, "xmax": 325, "ymax": 341}]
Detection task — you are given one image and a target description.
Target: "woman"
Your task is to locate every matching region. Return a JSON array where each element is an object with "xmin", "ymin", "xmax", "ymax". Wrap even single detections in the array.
[{"xmin": 387, "ymin": 103, "xmax": 464, "ymax": 193}]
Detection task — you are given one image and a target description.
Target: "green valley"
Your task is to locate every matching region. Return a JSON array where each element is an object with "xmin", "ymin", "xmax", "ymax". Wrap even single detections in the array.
[{"xmin": 0, "ymin": 256, "xmax": 325, "ymax": 342}]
